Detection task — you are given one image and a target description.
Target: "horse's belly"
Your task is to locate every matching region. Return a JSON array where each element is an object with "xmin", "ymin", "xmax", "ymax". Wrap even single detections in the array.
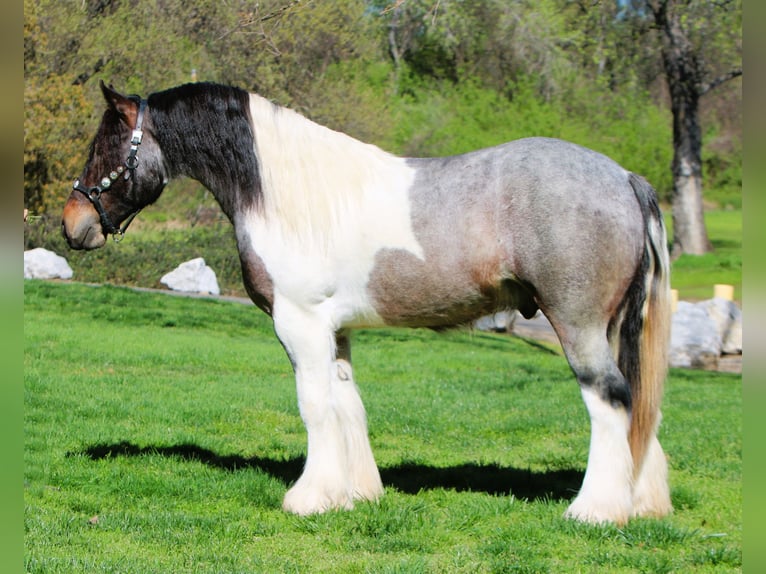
[{"xmin": 363, "ymin": 247, "xmax": 505, "ymax": 328}]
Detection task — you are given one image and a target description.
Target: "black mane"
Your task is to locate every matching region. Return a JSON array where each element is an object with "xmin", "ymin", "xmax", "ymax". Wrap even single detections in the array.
[{"xmin": 147, "ymin": 82, "xmax": 262, "ymax": 218}]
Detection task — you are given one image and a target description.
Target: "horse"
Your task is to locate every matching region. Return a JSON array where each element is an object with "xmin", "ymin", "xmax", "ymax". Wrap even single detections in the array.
[{"xmin": 62, "ymin": 80, "xmax": 672, "ymax": 525}]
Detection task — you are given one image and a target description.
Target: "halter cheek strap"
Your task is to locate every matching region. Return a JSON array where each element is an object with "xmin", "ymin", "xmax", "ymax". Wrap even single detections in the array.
[{"xmin": 72, "ymin": 98, "xmax": 147, "ymax": 241}]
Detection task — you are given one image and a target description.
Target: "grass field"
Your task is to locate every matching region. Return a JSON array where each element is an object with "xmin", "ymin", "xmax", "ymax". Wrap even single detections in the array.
[
  {"xmin": 24, "ymin": 280, "xmax": 741, "ymax": 573},
  {"xmin": 667, "ymin": 210, "xmax": 742, "ymax": 302}
]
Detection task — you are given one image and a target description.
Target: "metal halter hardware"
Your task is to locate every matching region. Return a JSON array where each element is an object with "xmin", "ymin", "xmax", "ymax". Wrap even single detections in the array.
[{"xmin": 72, "ymin": 98, "xmax": 147, "ymax": 242}]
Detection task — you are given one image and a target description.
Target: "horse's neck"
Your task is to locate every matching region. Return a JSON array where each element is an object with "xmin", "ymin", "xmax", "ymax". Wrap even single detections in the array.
[{"xmin": 156, "ymin": 102, "xmax": 260, "ymax": 221}]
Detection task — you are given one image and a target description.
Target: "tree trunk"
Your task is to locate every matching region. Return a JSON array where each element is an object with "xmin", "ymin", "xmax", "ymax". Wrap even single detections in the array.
[
  {"xmin": 668, "ymin": 82, "xmax": 712, "ymax": 257},
  {"xmin": 657, "ymin": 2, "xmax": 713, "ymax": 257}
]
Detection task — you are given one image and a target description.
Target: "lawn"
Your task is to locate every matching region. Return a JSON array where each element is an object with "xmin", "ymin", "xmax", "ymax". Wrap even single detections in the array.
[
  {"xmin": 24, "ymin": 280, "xmax": 741, "ymax": 573},
  {"xmin": 667, "ymin": 210, "xmax": 742, "ymax": 302}
]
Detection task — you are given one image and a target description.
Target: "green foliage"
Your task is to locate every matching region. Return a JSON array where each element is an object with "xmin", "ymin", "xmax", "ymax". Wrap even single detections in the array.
[
  {"xmin": 23, "ymin": 0, "xmax": 95, "ymax": 214},
  {"xmin": 24, "ymin": 280, "xmax": 742, "ymax": 572},
  {"xmin": 383, "ymin": 74, "xmax": 674, "ymax": 199},
  {"xmin": 24, "ymin": 76, "xmax": 93, "ymax": 214},
  {"xmin": 702, "ymin": 126, "xmax": 742, "ymax": 210}
]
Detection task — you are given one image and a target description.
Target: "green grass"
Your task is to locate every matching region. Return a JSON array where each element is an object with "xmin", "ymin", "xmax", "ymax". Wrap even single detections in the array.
[
  {"xmin": 667, "ymin": 210, "xmax": 742, "ymax": 302},
  {"xmin": 25, "ymin": 280, "xmax": 741, "ymax": 573}
]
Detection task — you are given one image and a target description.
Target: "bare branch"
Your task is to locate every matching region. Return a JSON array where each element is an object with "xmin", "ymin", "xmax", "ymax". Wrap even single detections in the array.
[
  {"xmin": 216, "ymin": 0, "xmax": 310, "ymax": 42},
  {"xmin": 701, "ymin": 67, "xmax": 742, "ymax": 95},
  {"xmin": 380, "ymin": 0, "xmax": 408, "ymax": 16}
]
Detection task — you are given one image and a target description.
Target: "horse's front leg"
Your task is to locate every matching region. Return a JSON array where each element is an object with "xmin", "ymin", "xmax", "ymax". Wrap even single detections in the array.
[
  {"xmin": 274, "ymin": 303, "xmax": 382, "ymax": 515},
  {"xmin": 333, "ymin": 332, "xmax": 385, "ymax": 504}
]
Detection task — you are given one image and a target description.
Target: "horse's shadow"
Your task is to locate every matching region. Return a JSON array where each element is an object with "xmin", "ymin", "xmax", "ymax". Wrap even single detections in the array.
[{"xmin": 77, "ymin": 441, "xmax": 583, "ymax": 502}]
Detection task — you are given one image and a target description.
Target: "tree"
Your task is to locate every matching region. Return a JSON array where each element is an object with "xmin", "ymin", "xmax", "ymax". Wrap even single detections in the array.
[
  {"xmin": 23, "ymin": 0, "xmax": 94, "ymax": 215},
  {"xmin": 380, "ymin": 0, "xmax": 579, "ymax": 97},
  {"xmin": 646, "ymin": 0, "xmax": 741, "ymax": 257}
]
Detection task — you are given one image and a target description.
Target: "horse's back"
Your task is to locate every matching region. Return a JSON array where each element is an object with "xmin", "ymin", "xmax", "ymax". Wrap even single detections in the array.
[{"xmin": 408, "ymin": 137, "xmax": 640, "ymax": 225}]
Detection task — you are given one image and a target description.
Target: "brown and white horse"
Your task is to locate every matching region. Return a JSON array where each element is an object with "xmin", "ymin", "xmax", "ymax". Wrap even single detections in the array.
[{"xmin": 62, "ymin": 81, "xmax": 672, "ymax": 524}]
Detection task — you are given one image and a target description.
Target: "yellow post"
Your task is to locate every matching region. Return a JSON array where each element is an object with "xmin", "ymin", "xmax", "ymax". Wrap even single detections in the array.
[{"xmin": 713, "ymin": 284, "xmax": 734, "ymax": 301}]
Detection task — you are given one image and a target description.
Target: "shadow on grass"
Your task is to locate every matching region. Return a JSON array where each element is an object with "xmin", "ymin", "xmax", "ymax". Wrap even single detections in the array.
[{"xmin": 76, "ymin": 441, "xmax": 582, "ymax": 502}]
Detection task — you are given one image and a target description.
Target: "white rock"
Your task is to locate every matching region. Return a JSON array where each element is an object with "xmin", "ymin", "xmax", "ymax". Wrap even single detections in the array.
[
  {"xmin": 702, "ymin": 297, "xmax": 742, "ymax": 355},
  {"xmin": 24, "ymin": 248, "xmax": 73, "ymax": 280},
  {"xmin": 160, "ymin": 257, "xmax": 220, "ymax": 295},
  {"xmin": 670, "ymin": 300, "xmax": 722, "ymax": 369},
  {"xmin": 474, "ymin": 311, "xmax": 517, "ymax": 332}
]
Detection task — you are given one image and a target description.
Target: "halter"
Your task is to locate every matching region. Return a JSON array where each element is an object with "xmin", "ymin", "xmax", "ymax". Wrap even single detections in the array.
[{"xmin": 72, "ymin": 98, "xmax": 147, "ymax": 242}]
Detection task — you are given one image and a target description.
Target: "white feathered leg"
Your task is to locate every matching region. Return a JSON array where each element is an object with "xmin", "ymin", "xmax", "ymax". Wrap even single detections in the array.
[
  {"xmin": 275, "ymin": 303, "xmax": 381, "ymax": 515},
  {"xmin": 565, "ymin": 387, "xmax": 634, "ymax": 525},
  {"xmin": 632, "ymin": 413, "xmax": 672, "ymax": 518},
  {"xmin": 333, "ymin": 356, "xmax": 384, "ymax": 503}
]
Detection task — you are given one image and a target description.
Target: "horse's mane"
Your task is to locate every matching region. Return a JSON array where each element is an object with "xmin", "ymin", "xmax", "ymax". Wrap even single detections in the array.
[
  {"xmin": 246, "ymin": 93, "xmax": 413, "ymax": 247},
  {"xmin": 148, "ymin": 83, "xmax": 262, "ymax": 218}
]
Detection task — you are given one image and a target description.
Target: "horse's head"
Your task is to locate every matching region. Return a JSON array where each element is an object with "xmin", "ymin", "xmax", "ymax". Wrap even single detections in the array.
[{"xmin": 62, "ymin": 81, "xmax": 167, "ymax": 249}]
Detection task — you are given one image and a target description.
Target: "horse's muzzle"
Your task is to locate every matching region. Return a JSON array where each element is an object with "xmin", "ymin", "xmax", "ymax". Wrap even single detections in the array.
[{"xmin": 61, "ymin": 200, "xmax": 107, "ymax": 250}]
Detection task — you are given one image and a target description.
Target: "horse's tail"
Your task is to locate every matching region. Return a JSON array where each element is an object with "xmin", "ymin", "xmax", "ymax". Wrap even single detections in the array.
[{"xmin": 614, "ymin": 173, "xmax": 671, "ymax": 472}]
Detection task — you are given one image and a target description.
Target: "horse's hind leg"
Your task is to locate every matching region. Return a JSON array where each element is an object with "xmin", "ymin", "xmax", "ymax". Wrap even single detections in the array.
[
  {"xmin": 274, "ymin": 301, "xmax": 382, "ymax": 515},
  {"xmin": 631, "ymin": 415, "xmax": 671, "ymax": 518},
  {"xmin": 556, "ymin": 324, "xmax": 635, "ymax": 525}
]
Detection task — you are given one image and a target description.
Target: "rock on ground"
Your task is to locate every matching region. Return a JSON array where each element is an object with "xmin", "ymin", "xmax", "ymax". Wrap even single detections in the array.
[
  {"xmin": 160, "ymin": 257, "xmax": 220, "ymax": 295},
  {"xmin": 24, "ymin": 248, "xmax": 73, "ymax": 280}
]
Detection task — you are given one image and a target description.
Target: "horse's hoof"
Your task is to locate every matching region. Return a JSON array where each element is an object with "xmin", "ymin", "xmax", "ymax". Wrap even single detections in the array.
[
  {"xmin": 564, "ymin": 496, "xmax": 631, "ymax": 525},
  {"xmin": 282, "ymin": 484, "xmax": 354, "ymax": 515}
]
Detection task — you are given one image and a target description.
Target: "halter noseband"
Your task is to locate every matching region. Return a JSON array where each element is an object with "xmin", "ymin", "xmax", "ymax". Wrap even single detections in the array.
[{"xmin": 72, "ymin": 98, "xmax": 147, "ymax": 242}]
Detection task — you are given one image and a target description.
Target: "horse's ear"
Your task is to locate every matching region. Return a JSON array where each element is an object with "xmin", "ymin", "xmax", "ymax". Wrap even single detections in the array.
[{"xmin": 99, "ymin": 79, "xmax": 139, "ymax": 129}]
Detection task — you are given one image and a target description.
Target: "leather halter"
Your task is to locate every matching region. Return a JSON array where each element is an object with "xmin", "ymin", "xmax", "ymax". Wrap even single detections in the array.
[{"xmin": 72, "ymin": 98, "xmax": 147, "ymax": 241}]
